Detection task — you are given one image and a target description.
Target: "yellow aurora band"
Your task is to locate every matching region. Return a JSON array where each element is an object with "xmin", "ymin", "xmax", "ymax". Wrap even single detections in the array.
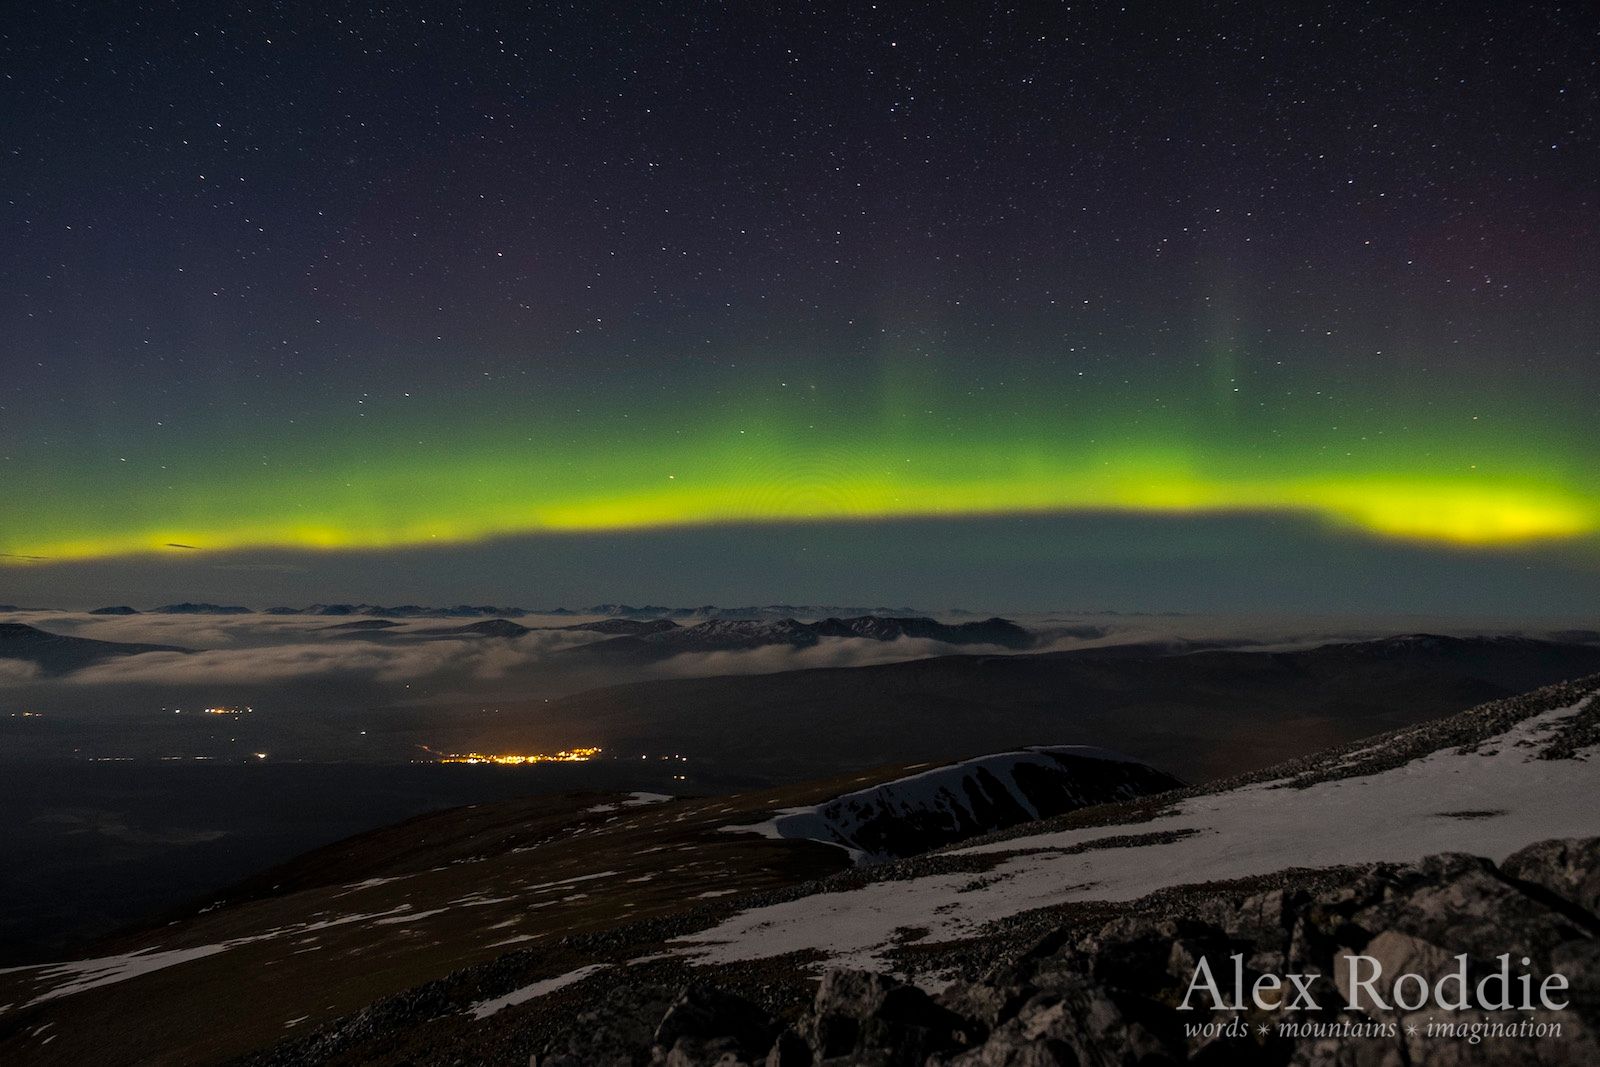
[
  {"xmin": 4, "ymin": 371, "xmax": 1596, "ymax": 561},
  {"xmin": 5, "ymin": 469, "xmax": 1591, "ymax": 561},
  {"xmin": 4, "ymin": 444, "xmax": 1594, "ymax": 562}
]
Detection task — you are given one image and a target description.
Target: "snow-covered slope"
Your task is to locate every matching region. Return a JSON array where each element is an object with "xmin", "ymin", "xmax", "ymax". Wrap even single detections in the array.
[
  {"xmin": 731, "ymin": 746, "xmax": 1181, "ymax": 859},
  {"xmin": 9, "ymin": 676, "xmax": 1599, "ymax": 1067},
  {"xmin": 677, "ymin": 676, "xmax": 1600, "ymax": 971}
]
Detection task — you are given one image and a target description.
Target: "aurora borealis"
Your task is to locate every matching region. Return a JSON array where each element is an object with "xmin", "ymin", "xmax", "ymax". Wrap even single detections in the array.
[
  {"xmin": 5, "ymin": 361, "xmax": 1599, "ymax": 561},
  {"xmin": 3, "ymin": 2, "xmax": 1598, "ymax": 607}
]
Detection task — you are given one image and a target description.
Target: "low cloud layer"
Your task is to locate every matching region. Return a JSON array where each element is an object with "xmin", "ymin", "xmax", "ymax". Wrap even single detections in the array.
[
  {"xmin": 4, "ymin": 609, "xmax": 1588, "ymax": 705},
  {"xmin": 0, "ymin": 658, "xmax": 42, "ymax": 684},
  {"xmin": 651, "ymin": 636, "xmax": 1019, "ymax": 677},
  {"xmin": 60, "ymin": 629, "xmax": 599, "ymax": 687}
]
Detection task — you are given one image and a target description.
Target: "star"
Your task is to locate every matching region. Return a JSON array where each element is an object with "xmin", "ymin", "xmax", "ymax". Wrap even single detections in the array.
[
  {"xmin": 1, "ymin": 2, "xmax": 1596, "ymax": 608},
  {"xmin": 1257, "ymin": 1023, "xmax": 1270, "ymax": 1036},
  {"xmin": 1405, "ymin": 1024, "xmax": 1419, "ymax": 1036}
]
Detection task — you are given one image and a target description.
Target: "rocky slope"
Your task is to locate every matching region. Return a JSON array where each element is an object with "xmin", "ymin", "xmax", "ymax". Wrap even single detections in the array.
[
  {"xmin": 524, "ymin": 836, "xmax": 1600, "ymax": 1066},
  {"xmin": 226, "ymin": 675, "xmax": 1600, "ymax": 1066},
  {"xmin": 0, "ymin": 747, "xmax": 1176, "ymax": 1066},
  {"xmin": 3, "ymin": 676, "xmax": 1597, "ymax": 1065}
]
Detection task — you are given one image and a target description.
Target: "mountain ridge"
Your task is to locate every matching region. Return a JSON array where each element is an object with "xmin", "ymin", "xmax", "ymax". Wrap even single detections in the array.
[
  {"xmin": 572, "ymin": 614, "xmax": 1035, "ymax": 660},
  {"xmin": 0, "ymin": 623, "xmax": 188, "ymax": 674},
  {"xmin": 242, "ymin": 675, "xmax": 1600, "ymax": 1067}
]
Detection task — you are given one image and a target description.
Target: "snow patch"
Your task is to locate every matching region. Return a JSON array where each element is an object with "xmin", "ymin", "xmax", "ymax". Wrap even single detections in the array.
[
  {"xmin": 468, "ymin": 964, "xmax": 611, "ymax": 1019},
  {"xmin": 485, "ymin": 934, "xmax": 541, "ymax": 948},
  {"xmin": 524, "ymin": 870, "xmax": 618, "ymax": 893},
  {"xmin": 721, "ymin": 745, "xmax": 1156, "ymax": 861},
  {"xmin": 586, "ymin": 791, "xmax": 674, "ymax": 814},
  {"xmin": 676, "ymin": 699, "xmax": 1600, "ymax": 973},
  {"xmin": 7, "ymin": 905, "xmax": 416, "ymax": 1007},
  {"xmin": 373, "ymin": 907, "xmax": 449, "ymax": 926}
]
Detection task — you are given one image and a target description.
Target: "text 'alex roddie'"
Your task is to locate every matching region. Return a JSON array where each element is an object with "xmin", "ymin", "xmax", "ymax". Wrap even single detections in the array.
[{"xmin": 1179, "ymin": 953, "xmax": 1570, "ymax": 1013}]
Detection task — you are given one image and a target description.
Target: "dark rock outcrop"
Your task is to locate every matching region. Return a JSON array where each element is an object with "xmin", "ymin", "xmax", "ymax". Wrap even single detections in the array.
[
  {"xmin": 537, "ymin": 837, "xmax": 1600, "ymax": 1066},
  {"xmin": 1501, "ymin": 838, "xmax": 1600, "ymax": 916},
  {"xmin": 650, "ymin": 982, "xmax": 779, "ymax": 1065},
  {"xmin": 533, "ymin": 982, "xmax": 682, "ymax": 1066},
  {"xmin": 808, "ymin": 969, "xmax": 973, "ymax": 1065}
]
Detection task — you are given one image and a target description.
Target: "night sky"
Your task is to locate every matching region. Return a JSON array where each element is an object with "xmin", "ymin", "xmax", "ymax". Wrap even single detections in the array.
[{"xmin": 2, "ymin": 3, "xmax": 1597, "ymax": 612}]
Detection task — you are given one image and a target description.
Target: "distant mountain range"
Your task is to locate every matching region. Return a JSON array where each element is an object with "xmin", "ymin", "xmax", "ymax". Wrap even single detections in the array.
[
  {"xmin": 151, "ymin": 602, "xmax": 254, "ymax": 615},
  {"xmin": 561, "ymin": 617, "xmax": 681, "ymax": 636},
  {"xmin": 314, "ymin": 614, "xmax": 1035, "ymax": 654},
  {"xmin": 77, "ymin": 602, "xmax": 938, "ymax": 619},
  {"xmin": 570, "ymin": 615, "xmax": 1036, "ymax": 659},
  {"xmin": 330, "ymin": 617, "xmax": 683, "ymax": 640}
]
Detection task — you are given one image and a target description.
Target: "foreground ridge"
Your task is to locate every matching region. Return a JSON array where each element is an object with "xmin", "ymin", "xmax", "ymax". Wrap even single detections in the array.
[
  {"xmin": 520, "ymin": 834, "xmax": 1600, "ymax": 1066},
  {"xmin": 238, "ymin": 676, "xmax": 1600, "ymax": 1066}
]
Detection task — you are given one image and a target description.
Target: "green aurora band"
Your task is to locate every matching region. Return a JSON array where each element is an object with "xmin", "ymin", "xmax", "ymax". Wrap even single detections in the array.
[{"xmin": 5, "ymin": 361, "xmax": 1596, "ymax": 561}]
